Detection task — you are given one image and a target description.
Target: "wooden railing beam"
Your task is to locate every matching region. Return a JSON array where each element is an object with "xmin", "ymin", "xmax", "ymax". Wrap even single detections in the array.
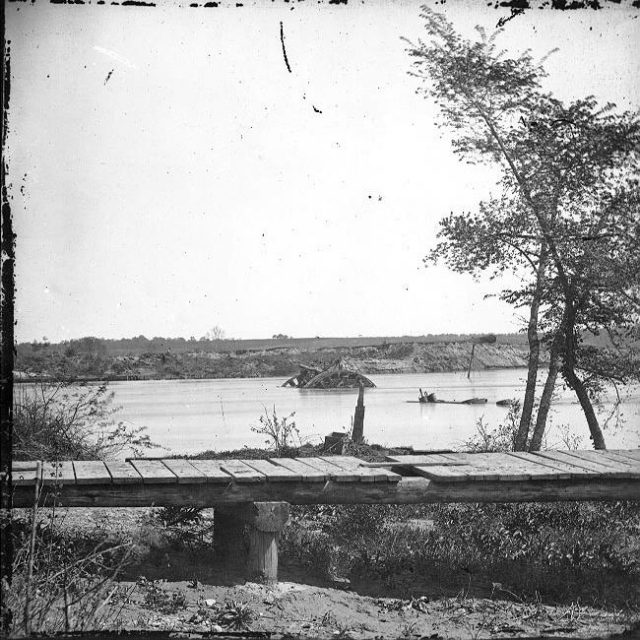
[{"xmin": 12, "ymin": 477, "xmax": 640, "ymax": 508}]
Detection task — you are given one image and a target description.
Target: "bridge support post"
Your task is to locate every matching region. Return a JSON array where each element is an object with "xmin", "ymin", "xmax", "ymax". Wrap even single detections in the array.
[{"xmin": 214, "ymin": 501, "xmax": 290, "ymax": 583}]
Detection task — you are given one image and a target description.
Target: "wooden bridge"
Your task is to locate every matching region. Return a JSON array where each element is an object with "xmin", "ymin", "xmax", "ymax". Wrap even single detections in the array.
[{"xmin": 10, "ymin": 449, "xmax": 640, "ymax": 582}]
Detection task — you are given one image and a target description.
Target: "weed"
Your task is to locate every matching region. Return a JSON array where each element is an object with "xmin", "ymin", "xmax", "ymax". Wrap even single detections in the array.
[
  {"xmin": 251, "ymin": 406, "xmax": 301, "ymax": 454},
  {"xmin": 399, "ymin": 620, "xmax": 420, "ymax": 638},
  {"xmin": 462, "ymin": 402, "xmax": 520, "ymax": 453},
  {"xmin": 215, "ymin": 600, "xmax": 254, "ymax": 629},
  {"xmin": 557, "ymin": 423, "xmax": 584, "ymax": 450}
]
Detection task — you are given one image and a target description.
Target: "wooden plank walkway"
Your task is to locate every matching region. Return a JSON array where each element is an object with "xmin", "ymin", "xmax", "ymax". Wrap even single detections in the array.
[
  {"xmin": 9, "ymin": 451, "xmax": 640, "ymax": 507},
  {"xmin": 385, "ymin": 450, "xmax": 640, "ymax": 481}
]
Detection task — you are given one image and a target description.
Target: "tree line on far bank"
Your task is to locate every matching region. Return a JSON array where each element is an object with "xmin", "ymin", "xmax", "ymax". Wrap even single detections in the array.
[{"xmin": 17, "ymin": 332, "xmax": 531, "ymax": 360}]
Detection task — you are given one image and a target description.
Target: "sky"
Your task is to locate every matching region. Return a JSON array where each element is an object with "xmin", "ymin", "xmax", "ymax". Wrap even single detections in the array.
[{"xmin": 6, "ymin": 0, "xmax": 640, "ymax": 343}]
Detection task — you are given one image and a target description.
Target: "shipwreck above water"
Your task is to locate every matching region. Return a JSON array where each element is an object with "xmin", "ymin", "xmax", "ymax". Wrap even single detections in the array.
[{"xmin": 283, "ymin": 359, "xmax": 376, "ymax": 389}]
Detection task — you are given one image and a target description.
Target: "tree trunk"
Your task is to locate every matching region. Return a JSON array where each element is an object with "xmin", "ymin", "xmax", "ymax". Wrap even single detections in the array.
[
  {"xmin": 529, "ymin": 336, "xmax": 561, "ymax": 452},
  {"xmin": 563, "ymin": 365, "xmax": 606, "ymax": 449},
  {"xmin": 514, "ymin": 253, "xmax": 546, "ymax": 451},
  {"xmin": 561, "ymin": 303, "xmax": 606, "ymax": 450}
]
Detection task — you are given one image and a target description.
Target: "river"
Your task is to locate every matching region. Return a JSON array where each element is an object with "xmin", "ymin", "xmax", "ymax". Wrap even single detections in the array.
[{"xmin": 108, "ymin": 369, "xmax": 640, "ymax": 457}]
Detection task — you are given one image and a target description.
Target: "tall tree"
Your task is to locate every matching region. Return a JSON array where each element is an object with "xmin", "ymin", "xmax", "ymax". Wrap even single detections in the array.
[
  {"xmin": 427, "ymin": 195, "xmax": 549, "ymax": 449},
  {"xmin": 408, "ymin": 8, "xmax": 640, "ymax": 448}
]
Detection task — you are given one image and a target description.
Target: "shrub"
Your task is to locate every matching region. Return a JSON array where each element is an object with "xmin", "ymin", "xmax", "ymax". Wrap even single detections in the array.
[
  {"xmin": 462, "ymin": 401, "xmax": 521, "ymax": 452},
  {"xmin": 250, "ymin": 406, "xmax": 301, "ymax": 454},
  {"xmin": 282, "ymin": 500, "xmax": 640, "ymax": 607},
  {"xmin": 13, "ymin": 380, "xmax": 156, "ymax": 461}
]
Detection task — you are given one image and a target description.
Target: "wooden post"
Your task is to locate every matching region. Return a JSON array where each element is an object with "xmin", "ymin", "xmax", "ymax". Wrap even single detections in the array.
[
  {"xmin": 467, "ymin": 342, "xmax": 476, "ymax": 379},
  {"xmin": 214, "ymin": 502, "xmax": 290, "ymax": 583},
  {"xmin": 352, "ymin": 383, "xmax": 365, "ymax": 443}
]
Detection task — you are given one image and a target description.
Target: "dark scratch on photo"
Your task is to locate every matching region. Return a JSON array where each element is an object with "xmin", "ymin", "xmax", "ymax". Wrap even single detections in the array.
[{"xmin": 280, "ymin": 21, "xmax": 292, "ymax": 73}]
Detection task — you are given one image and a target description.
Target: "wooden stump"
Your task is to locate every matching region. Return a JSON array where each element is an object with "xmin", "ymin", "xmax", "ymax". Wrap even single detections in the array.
[
  {"xmin": 214, "ymin": 502, "xmax": 290, "ymax": 583},
  {"xmin": 323, "ymin": 432, "xmax": 346, "ymax": 454},
  {"xmin": 352, "ymin": 383, "xmax": 365, "ymax": 443}
]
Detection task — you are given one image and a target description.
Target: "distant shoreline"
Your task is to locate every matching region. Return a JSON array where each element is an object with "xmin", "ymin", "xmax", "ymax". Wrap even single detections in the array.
[{"xmin": 14, "ymin": 334, "xmax": 549, "ymax": 384}]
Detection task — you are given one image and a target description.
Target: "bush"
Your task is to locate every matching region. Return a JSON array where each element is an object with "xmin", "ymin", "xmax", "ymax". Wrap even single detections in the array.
[
  {"xmin": 13, "ymin": 380, "xmax": 156, "ymax": 460},
  {"xmin": 281, "ymin": 500, "xmax": 640, "ymax": 607}
]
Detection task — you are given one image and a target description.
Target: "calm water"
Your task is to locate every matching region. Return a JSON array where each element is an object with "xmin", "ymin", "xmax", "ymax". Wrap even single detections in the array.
[{"xmin": 109, "ymin": 369, "xmax": 640, "ymax": 457}]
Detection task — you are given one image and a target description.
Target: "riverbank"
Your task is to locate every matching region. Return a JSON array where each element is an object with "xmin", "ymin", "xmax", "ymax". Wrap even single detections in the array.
[{"xmin": 16, "ymin": 338, "xmax": 538, "ymax": 382}]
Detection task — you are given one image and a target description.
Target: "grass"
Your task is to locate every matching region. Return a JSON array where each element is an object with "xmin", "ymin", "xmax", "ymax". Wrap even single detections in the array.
[{"xmin": 280, "ymin": 500, "xmax": 640, "ymax": 611}]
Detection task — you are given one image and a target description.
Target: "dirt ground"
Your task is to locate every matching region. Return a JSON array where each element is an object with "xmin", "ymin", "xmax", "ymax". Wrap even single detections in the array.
[
  {"xmin": 22, "ymin": 508, "xmax": 638, "ymax": 640},
  {"xmin": 112, "ymin": 578, "xmax": 633, "ymax": 639}
]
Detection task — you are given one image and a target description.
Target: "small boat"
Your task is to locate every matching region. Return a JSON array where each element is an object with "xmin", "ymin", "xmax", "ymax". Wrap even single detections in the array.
[
  {"xmin": 408, "ymin": 389, "xmax": 488, "ymax": 405},
  {"xmin": 496, "ymin": 399, "xmax": 514, "ymax": 407}
]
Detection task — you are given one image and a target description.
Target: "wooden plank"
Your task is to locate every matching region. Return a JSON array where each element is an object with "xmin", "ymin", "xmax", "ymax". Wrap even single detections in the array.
[
  {"xmin": 298, "ymin": 457, "xmax": 361, "ymax": 482},
  {"xmin": 524, "ymin": 452, "xmax": 605, "ymax": 478},
  {"xmin": 504, "ymin": 453, "xmax": 571, "ymax": 480},
  {"xmin": 599, "ymin": 451, "xmax": 640, "ymax": 469},
  {"xmin": 565, "ymin": 451, "xmax": 640, "ymax": 475},
  {"xmin": 470, "ymin": 452, "xmax": 576, "ymax": 480},
  {"xmin": 161, "ymin": 459, "xmax": 208, "ymax": 484},
  {"xmin": 188, "ymin": 460, "xmax": 234, "ymax": 484},
  {"xmin": 412, "ymin": 464, "xmax": 498, "ymax": 482},
  {"xmin": 73, "ymin": 461, "xmax": 112, "ymax": 485},
  {"xmin": 11, "ymin": 462, "xmax": 40, "ymax": 486},
  {"xmin": 41, "ymin": 461, "xmax": 76, "ymax": 486},
  {"xmin": 242, "ymin": 458, "xmax": 302, "ymax": 482},
  {"xmin": 105, "ymin": 461, "xmax": 143, "ymax": 485},
  {"xmin": 442, "ymin": 453, "xmax": 545, "ymax": 481},
  {"xmin": 320, "ymin": 459, "xmax": 374, "ymax": 482},
  {"xmin": 385, "ymin": 453, "xmax": 462, "ymax": 466},
  {"xmin": 508, "ymin": 453, "xmax": 575, "ymax": 480},
  {"xmin": 269, "ymin": 458, "xmax": 328, "ymax": 482},
  {"xmin": 389, "ymin": 452, "xmax": 560, "ymax": 482},
  {"xmin": 219, "ymin": 460, "xmax": 266, "ymax": 483},
  {"xmin": 609, "ymin": 450, "xmax": 640, "ymax": 463},
  {"xmin": 535, "ymin": 451, "xmax": 635, "ymax": 478},
  {"xmin": 130, "ymin": 459, "xmax": 178, "ymax": 484},
  {"xmin": 322, "ymin": 456, "xmax": 401, "ymax": 483}
]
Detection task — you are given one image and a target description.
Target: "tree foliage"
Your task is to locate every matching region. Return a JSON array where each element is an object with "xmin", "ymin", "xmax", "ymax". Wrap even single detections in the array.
[{"xmin": 409, "ymin": 7, "xmax": 640, "ymax": 448}]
